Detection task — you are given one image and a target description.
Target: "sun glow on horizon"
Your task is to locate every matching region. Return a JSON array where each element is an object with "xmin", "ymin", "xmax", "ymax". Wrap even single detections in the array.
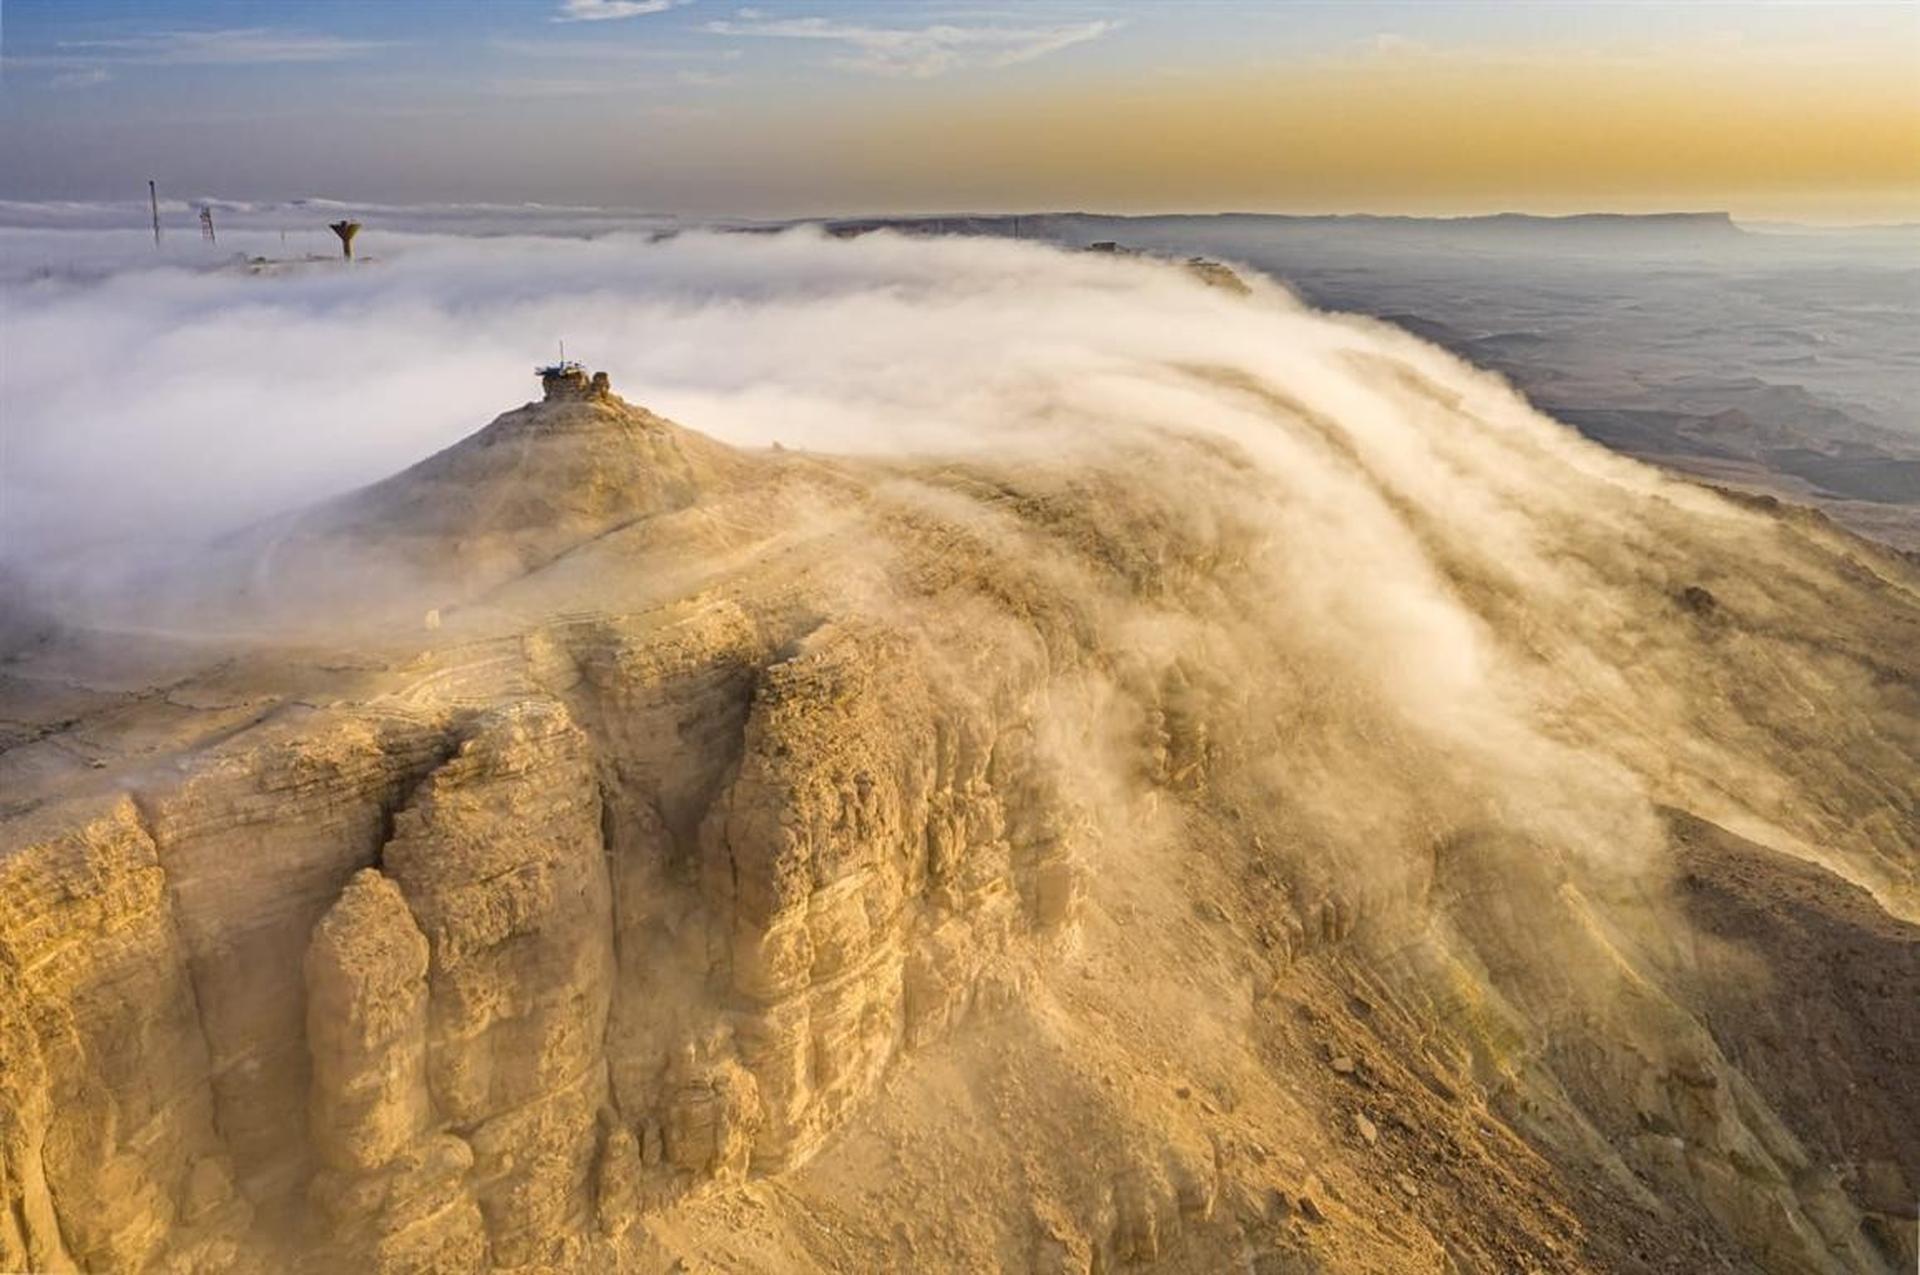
[{"xmin": 0, "ymin": 1, "xmax": 1915, "ymax": 222}]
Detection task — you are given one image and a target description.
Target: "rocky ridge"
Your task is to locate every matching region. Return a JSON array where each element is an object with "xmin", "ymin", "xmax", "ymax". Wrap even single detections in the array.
[{"xmin": 1, "ymin": 360, "xmax": 1916, "ymax": 1273}]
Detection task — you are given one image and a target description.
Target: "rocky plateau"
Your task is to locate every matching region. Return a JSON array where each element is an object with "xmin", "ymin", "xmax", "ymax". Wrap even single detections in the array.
[{"xmin": 1, "ymin": 317, "xmax": 1916, "ymax": 1274}]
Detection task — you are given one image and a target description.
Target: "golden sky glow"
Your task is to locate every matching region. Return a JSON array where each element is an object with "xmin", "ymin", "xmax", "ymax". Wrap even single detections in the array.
[
  {"xmin": 4, "ymin": 3, "xmax": 1917, "ymax": 221},
  {"xmin": 843, "ymin": 41, "xmax": 1920, "ymax": 222}
]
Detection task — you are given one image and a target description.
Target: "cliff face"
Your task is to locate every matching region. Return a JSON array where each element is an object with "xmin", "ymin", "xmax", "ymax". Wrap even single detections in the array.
[
  {"xmin": 0, "ymin": 625, "xmax": 1085, "ymax": 1272},
  {"xmin": 2, "ymin": 370, "xmax": 1916, "ymax": 1273},
  {"xmin": 0, "ymin": 797, "xmax": 240, "ymax": 1273}
]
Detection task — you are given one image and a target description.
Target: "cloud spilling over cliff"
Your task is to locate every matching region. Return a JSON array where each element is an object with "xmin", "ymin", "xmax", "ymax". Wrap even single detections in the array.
[
  {"xmin": 6, "ymin": 222, "xmax": 1913, "ymax": 905},
  {"xmin": 3, "ymin": 222, "xmax": 1918, "ymax": 1273},
  {"xmin": 0, "ymin": 225, "xmax": 1667, "ymax": 553}
]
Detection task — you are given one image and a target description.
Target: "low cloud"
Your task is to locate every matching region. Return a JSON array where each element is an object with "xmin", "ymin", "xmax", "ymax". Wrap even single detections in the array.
[
  {"xmin": 703, "ymin": 13, "xmax": 1118, "ymax": 78},
  {"xmin": 2, "ymin": 213, "xmax": 1905, "ymax": 912},
  {"xmin": 0, "ymin": 218, "xmax": 1653, "ymax": 561}
]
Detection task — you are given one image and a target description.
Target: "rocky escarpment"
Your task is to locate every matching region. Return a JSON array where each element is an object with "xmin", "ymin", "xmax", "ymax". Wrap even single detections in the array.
[
  {"xmin": 306, "ymin": 869, "xmax": 487, "ymax": 1273},
  {"xmin": 3, "ymin": 360, "xmax": 1917, "ymax": 1273},
  {"xmin": 0, "ymin": 798, "xmax": 242, "ymax": 1273},
  {"xmin": 332, "ymin": 702, "xmax": 612, "ymax": 1269},
  {"xmin": 0, "ymin": 616, "xmax": 1090, "ymax": 1271}
]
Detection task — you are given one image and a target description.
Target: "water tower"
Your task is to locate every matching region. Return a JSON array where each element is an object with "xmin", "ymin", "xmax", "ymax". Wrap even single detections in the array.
[{"xmin": 329, "ymin": 220, "xmax": 361, "ymax": 261}]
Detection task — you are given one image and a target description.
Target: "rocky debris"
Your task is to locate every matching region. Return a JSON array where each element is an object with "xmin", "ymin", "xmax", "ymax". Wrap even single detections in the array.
[
  {"xmin": 1353, "ymin": 1113, "xmax": 1378, "ymax": 1148},
  {"xmin": 661, "ymin": 1043, "xmax": 762, "ymax": 1185},
  {"xmin": 1435, "ymin": 821, "xmax": 1903, "ymax": 1273},
  {"xmin": 1029, "ymin": 1201, "xmax": 1093, "ymax": 1274},
  {"xmin": 1678, "ymin": 584, "xmax": 1720, "ymax": 617},
  {"xmin": 1264, "ymin": 1188, "xmax": 1290, "ymax": 1220},
  {"xmin": 1665, "ymin": 813, "xmax": 1920, "ymax": 1271},
  {"xmin": 308, "ymin": 1135, "xmax": 487, "ymax": 1274},
  {"xmin": 1108, "ymin": 1162, "xmax": 1178, "ymax": 1262},
  {"xmin": 592, "ymin": 1124, "xmax": 643, "ymax": 1239}
]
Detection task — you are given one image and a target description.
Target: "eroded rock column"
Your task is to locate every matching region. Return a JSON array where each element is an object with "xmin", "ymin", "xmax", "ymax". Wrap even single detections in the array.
[
  {"xmin": 382, "ymin": 699, "xmax": 616, "ymax": 1268},
  {"xmin": 306, "ymin": 868, "xmax": 486, "ymax": 1273}
]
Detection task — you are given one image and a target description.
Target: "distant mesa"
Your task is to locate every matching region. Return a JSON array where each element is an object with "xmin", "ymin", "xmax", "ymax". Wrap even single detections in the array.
[
  {"xmin": 1183, "ymin": 256, "xmax": 1251, "ymax": 295},
  {"xmin": 821, "ymin": 210, "xmax": 1747, "ymax": 245},
  {"xmin": 1078, "ymin": 240, "xmax": 1251, "ymax": 293}
]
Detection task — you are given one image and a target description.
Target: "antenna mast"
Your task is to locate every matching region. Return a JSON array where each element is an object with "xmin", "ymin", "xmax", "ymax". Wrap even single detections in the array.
[{"xmin": 149, "ymin": 180, "xmax": 161, "ymax": 248}]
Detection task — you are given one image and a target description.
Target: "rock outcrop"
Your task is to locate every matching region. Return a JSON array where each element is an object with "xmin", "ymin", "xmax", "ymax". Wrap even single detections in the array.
[
  {"xmin": 700, "ymin": 620, "xmax": 1084, "ymax": 1172},
  {"xmin": 0, "ymin": 798, "xmax": 241, "ymax": 1273},
  {"xmin": 2, "ymin": 363, "xmax": 1916, "ymax": 1273},
  {"xmin": 382, "ymin": 700, "xmax": 614, "ymax": 1268},
  {"xmin": 306, "ymin": 869, "xmax": 486, "ymax": 1273}
]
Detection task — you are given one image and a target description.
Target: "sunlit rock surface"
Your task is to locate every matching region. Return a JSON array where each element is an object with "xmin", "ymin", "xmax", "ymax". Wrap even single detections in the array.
[{"xmin": 2, "ymin": 320, "xmax": 1916, "ymax": 1273}]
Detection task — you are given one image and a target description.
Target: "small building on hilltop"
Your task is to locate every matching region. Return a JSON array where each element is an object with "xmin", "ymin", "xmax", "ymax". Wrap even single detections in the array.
[{"xmin": 537, "ymin": 360, "xmax": 612, "ymax": 402}]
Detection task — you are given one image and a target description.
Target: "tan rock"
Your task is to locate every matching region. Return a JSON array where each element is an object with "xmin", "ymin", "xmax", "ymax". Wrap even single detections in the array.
[
  {"xmin": 305, "ymin": 869, "xmax": 434, "ymax": 1173},
  {"xmin": 2, "ymin": 353, "xmax": 1917, "ymax": 1275},
  {"xmin": 0, "ymin": 796, "xmax": 236, "ymax": 1272},
  {"xmin": 382, "ymin": 699, "xmax": 615, "ymax": 1266}
]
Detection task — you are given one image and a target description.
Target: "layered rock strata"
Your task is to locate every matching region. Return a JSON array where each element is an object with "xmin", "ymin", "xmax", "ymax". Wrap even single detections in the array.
[{"xmin": 2, "ymin": 377, "xmax": 1915, "ymax": 1273}]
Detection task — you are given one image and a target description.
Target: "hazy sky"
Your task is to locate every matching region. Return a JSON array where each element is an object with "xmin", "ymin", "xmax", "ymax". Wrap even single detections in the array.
[{"xmin": 2, "ymin": 0, "xmax": 1916, "ymax": 221}]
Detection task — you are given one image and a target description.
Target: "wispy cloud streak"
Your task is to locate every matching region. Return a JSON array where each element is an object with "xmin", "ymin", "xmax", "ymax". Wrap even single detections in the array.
[
  {"xmin": 52, "ymin": 28, "xmax": 393, "ymax": 65},
  {"xmin": 703, "ymin": 12, "xmax": 1118, "ymax": 78},
  {"xmin": 554, "ymin": 0, "xmax": 687, "ymax": 22}
]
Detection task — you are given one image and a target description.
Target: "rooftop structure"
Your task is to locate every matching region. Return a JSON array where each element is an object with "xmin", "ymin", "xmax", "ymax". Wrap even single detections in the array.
[{"xmin": 537, "ymin": 361, "xmax": 612, "ymax": 402}]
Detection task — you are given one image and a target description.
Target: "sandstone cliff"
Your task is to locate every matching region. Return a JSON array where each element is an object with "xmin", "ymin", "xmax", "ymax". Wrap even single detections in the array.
[{"xmin": 2, "ymin": 364, "xmax": 1915, "ymax": 1273}]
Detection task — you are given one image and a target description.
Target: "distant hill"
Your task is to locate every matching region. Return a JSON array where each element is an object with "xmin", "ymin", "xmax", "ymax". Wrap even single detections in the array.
[{"xmin": 820, "ymin": 209, "xmax": 1746, "ymax": 246}]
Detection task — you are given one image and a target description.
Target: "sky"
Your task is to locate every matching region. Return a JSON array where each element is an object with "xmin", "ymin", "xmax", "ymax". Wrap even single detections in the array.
[{"xmin": 1, "ymin": 0, "xmax": 1916, "ymax": 222}]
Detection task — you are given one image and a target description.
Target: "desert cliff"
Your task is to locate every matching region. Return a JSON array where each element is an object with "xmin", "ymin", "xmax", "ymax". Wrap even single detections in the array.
[{"xmin": 2, "ymin": 311, "xmax": 1916, "ymax": 1272}]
